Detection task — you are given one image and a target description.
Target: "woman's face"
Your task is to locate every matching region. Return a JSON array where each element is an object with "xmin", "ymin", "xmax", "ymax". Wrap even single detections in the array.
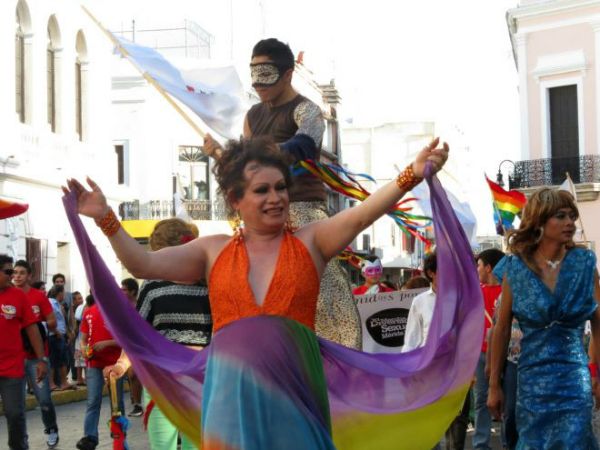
[
  {"xmin": 541, "ymin": 207, "xmax": 577, "ymax": 245},
  {"xmin": 233, "ymin": 162, "xmax": 289, "ymax": 231}
]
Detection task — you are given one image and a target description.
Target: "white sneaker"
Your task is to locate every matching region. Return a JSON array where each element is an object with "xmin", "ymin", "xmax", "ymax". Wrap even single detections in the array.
[{"xmin": 46, "ymin": 431, "xmax": 59, "ymax": 448}]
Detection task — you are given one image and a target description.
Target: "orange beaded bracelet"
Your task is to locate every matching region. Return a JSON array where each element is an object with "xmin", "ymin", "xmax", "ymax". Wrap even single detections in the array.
[
  {"xmin": 396, "ymin": 164, "xmax": 423, "ymax": 192},
  {"xmin": 95, "ymin": 208, "xmax": 121, "ymax": 237}
]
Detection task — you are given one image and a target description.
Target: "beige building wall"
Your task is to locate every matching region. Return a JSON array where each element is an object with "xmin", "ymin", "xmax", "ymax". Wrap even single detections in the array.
[
  {"xmin": 525, "ymin": 23, "xmax": 597, "ymax": 158},
  {"xmin": 509, "ymin": 0, "xmax": 600, "ymax": 256}
]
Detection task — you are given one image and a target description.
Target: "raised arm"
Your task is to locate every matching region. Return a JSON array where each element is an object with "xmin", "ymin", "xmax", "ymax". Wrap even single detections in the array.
[
  {"xmin": 62, "ymin": 177, "xmax": 209, "ymax": 282},
  {"xmin": 308, "ymin": 138, "xmax": 448, "ymax": 261}
]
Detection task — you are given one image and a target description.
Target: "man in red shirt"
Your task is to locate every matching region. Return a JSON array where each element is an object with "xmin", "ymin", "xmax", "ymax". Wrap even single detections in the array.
[
  {"xmin": 472, "ymin": 248, "xmax": 505, "ymax": 450},
  {"xmin": 352, "ymin": 257, "xmax": 395, "ymax": 295},
  {"xmin": 13, "ymin": 260, "xmax": 60, "ymax": 448},
  {"xmin": 76, "ymin": 294, "xmax": 123, "ymax": 450},
  {"xmin": 0, "ymin": 254, "xmax": 47, "ymax": 450}
]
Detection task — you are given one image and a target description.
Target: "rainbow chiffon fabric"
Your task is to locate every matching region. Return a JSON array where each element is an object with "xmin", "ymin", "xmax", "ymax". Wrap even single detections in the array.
[{"xmin": 63, "ymin": 168, "xmax": 483, "ymax": 449}]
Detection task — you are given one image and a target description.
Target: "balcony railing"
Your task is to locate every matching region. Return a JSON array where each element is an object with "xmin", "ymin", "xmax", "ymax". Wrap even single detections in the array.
[
  {"xmin": 119, "ymin": 199, "xmax": 229, "ymax": 221},
  {"xmin": 510, "ymin": 155, "xmax": 600, "ymax": 189}
]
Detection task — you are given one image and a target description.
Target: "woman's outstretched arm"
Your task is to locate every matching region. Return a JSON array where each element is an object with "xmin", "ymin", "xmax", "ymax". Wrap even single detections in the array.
[
  {"xmin": 62, "ymin": 177, "xmax": 208, "ymax": 282},
  {"xmin": 307, "ymin": 138, "xmax": 448, "ymax": 261}
]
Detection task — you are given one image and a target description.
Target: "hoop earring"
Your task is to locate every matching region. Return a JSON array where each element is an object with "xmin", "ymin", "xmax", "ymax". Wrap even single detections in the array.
[
  {"xmin": 229, "ymin": 212, "xmax": 243, "ymax": 235},
  {"xmin": 534, "ymin": 226, "xmax": 544, "ymax": 244}
]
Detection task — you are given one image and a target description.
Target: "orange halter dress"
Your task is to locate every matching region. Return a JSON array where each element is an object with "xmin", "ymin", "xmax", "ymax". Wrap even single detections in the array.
[
  {"xmin": 208, "ymin": 230, "xmax": 320, "ymax": 333},
  {"xmin": 203, "ymin": 231, "xmax": 335, "ymax": 449}
]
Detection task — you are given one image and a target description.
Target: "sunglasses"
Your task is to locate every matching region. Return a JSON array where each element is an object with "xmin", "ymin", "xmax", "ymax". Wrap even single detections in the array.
[{"xmin": 3, "ymin": 268, "xmax": 14, "ymax": 276}]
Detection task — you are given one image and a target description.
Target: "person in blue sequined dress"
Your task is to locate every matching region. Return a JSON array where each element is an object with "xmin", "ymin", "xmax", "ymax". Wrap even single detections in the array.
[{"xmin": 488, "ymin": 188, "xmax": 600, "ymax": 450}]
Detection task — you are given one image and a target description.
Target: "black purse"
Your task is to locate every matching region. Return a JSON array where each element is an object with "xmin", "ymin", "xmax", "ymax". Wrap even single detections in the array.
[{"xmin": 21, "ymin": 322, "xmax": 48, "ymax": 354}]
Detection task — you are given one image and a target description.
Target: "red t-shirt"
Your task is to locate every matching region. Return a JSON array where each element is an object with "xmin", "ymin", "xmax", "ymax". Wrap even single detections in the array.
[
  {"xmin": 22, "ymin": 287, "xmax": 53, "ymax": 359},
  {"xmin": 0, "ymin": 286, "xmax": 37, "ymax": 377},
  {"xmin": 80, "ymin": 305, "xmax": 121, "ymax": 368},
  {"xmin": 352, "ymin": 284, "xmax": 395, "ymax": 295},
  {"xmin": 481, "ymin": 283, "xmax": 502, "ymax": 353}
]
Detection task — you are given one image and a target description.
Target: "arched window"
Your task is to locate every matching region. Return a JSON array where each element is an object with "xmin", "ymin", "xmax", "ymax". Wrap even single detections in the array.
[
  {"xmin": 15, "ymin": 1, "xmax": 31, "ymax": 123},
  {"xmin": 47, "ymin": 15, "xmax": 61, "ymax": 133},
  {"xmin": 75, "ymin": 30, "xmax": 88, "ymax": 141}
]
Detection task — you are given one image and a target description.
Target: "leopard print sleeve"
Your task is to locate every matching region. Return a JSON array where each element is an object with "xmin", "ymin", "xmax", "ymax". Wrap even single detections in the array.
[{"xmin": 293, "ymin": 100, "xmax": 325, "ymax": 148}]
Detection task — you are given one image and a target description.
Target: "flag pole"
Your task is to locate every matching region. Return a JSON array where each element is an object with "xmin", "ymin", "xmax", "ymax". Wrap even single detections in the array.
[
  {"xmin": 565, "ymin": 172, "xmax": 589, "ymax": 243},
  {"xmin": 81, "ymin": 6, "xmax": 207, "ymax": 139}
]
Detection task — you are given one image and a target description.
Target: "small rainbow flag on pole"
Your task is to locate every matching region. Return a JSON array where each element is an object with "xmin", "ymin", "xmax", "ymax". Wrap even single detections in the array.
[{"xmin": 485, "ymin": 176, "xmax": 526, "ymax": 235}]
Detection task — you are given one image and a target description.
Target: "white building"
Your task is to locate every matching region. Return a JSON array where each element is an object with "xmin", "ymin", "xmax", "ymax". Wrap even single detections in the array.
[
  {"xmin": 1, "ymin": 0, "xmax": 122, "ymax": 293},
  {"xmin": 1, "ymin": 0, "xmax": 347, "ymax": 291}
]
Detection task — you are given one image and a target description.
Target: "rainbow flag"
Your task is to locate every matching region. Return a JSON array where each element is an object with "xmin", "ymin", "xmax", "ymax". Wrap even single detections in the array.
[{"xmin": 485, "ymin": 176, "xmax": 526, "ymax": 235}]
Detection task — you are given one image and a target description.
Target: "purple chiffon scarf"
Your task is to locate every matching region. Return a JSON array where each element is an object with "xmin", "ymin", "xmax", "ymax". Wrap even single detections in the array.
[{"xmin": 63, "ymin": 167, "xmax": 483, "ymax": 448}]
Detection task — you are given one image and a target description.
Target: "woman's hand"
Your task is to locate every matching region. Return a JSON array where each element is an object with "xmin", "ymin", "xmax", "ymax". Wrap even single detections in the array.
[
  {"xmin": 487, "ymin": 384, "xmax": 504, "ymax": 420},
  {"xmin": 412, "ymin": 137, "xmax": 449, "ymax": 178},
  {"xmin": 61, "ymin": 177, "xmax": 109, "ymax": 221},
  {"xmin": 103, "ymin": 362, "xmax": 127, "ymax": 380}
]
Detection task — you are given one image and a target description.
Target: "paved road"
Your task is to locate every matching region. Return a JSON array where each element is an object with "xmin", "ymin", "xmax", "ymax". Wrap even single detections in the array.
[
  {"xmin": 1, "ymin": 397, "xmax": 504, "ymax": 449},
  {"xmin": 0, "ymin": 397, "xmax": 149, "ymax": 450}
]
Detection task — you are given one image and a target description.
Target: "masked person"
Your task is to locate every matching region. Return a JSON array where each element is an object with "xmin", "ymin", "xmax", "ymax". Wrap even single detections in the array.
[{"xmin": 352, "ymin": 257, "xmax": 395, "ymax": 295}]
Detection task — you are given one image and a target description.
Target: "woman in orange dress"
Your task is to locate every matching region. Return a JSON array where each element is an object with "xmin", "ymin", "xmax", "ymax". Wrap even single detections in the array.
[{"xmin": 63, "ymin": 136, "xmax": 449, "ymax": 449}]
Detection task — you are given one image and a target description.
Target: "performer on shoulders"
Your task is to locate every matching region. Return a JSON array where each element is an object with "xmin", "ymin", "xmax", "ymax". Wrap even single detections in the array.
[{"xmin": 204, "ymin": 38, "xmax": 363, "ymax": 349}]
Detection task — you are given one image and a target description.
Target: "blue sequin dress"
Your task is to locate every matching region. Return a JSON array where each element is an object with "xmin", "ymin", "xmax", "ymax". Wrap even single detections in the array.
[{"xmin": 498, "ymin": 248, "xmax": 598, "ymax": 450}]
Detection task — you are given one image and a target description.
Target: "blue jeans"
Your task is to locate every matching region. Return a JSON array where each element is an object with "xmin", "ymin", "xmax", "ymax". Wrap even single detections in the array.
[
  {"xmin": 83, "ymin": 367, "xmax": 124, "ymax": 443},
  {"xmin": 0, "ymin": 377, "xmax": 28, "ymax": 449},
  {"xmin": 501, "ymin": 360, "xmax": 518, "ymax": 450},
  {"xmin": 24, "ymin": 359, "xmax": 57, "ymax": 434},
  {"xmin": 473, "ymin": 352, "xmax": 492, "ymax": 449},
  {"xmin": 48, "ymin": 335, "xmax": 68, "ymax": 370}
]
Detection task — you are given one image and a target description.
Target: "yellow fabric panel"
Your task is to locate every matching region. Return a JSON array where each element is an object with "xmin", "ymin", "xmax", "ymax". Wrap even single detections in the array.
[{"xmin": 333, "ymin": 384, "xmax": 470, "ymax": 450}]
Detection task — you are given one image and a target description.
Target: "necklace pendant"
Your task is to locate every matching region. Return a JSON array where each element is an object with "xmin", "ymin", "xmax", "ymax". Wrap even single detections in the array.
[{"xmin": 545, "ymin": 259, "xmax": 561, "ymax": 270}]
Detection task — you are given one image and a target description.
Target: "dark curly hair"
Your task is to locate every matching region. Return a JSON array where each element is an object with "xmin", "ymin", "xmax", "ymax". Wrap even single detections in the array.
[{"xmin": 212, "ymin": 137, "xmax": 292, "ymax": 217}]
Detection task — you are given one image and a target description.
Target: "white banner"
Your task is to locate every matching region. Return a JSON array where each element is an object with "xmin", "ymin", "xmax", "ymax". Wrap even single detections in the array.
[{"xmin": 355, "ymin": 288, "xmax": 427, "ymax": 353}]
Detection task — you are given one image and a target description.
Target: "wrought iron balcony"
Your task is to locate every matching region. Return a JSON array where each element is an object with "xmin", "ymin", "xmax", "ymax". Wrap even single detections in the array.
[
  {"xmin": 510, "ymin": 155, "xmax": 600, "ymax": 189},
  {"xmin": 119, "ymin": 199, "xmax": 228, "ymax": 221}
]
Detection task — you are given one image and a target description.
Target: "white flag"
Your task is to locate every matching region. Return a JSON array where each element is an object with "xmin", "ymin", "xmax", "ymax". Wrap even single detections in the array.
[
  {"xmin": 411, "ymin": 182, "xmax": 479, "ymax": 249},
  {"xmin": 558, "ymin": 172, "xmax": 577, "ymax": 200},
  {"xmin": 558, "ymin": 173, "xmax": 585, "ymax": 241},
  {"xmin": 115, "ymin": 36, "xmax": 247, "ymax": 139}
]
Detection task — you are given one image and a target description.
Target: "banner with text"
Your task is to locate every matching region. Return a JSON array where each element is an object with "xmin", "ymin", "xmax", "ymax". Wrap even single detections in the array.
[{"xmin": 355, "ymin": 288, "xmax": 427, "ymax": 353}]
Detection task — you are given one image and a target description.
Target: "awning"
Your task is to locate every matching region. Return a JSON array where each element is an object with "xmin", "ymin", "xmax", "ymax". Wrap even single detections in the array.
[{"xmin": 121, "ymin": 220, "xmax": 160, "ymax": 239}]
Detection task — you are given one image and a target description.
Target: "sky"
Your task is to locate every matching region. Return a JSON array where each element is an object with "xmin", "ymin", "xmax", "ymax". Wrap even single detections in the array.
[{"xmin": 90, "ymin": 0, "xmax": 521, "ymax": 235}]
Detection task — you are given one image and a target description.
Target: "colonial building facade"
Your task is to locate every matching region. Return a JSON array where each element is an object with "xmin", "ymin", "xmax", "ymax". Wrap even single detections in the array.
[{"xmin": 507, "ymin": 0, "xmax": 600, "ymax": 250}]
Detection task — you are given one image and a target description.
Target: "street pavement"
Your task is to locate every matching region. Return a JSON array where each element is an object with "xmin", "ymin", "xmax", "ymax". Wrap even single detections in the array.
[
  {"xmin": 0, "ymin": 397, "xmax": 149, "ymax": 450},
  {"xmin": 0, "ymin": 396, "xmax": 504, "ymax": 449}
]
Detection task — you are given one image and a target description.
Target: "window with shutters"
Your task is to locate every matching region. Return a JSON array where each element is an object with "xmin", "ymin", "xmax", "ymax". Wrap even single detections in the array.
[
  {"xmin": 549, "ymin": 85, "xmax": 580, "ymax": 182},
  {"xmin": 46, "ymin": 16, "xmax": 62, "ymax": 133},
  {"xmin": 75, "ymin": 30, "xmax": 88, "ymax": 141},
  {"xmin": 15, "ymin": 11, "xmax": 25, "ymax": 122}
]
